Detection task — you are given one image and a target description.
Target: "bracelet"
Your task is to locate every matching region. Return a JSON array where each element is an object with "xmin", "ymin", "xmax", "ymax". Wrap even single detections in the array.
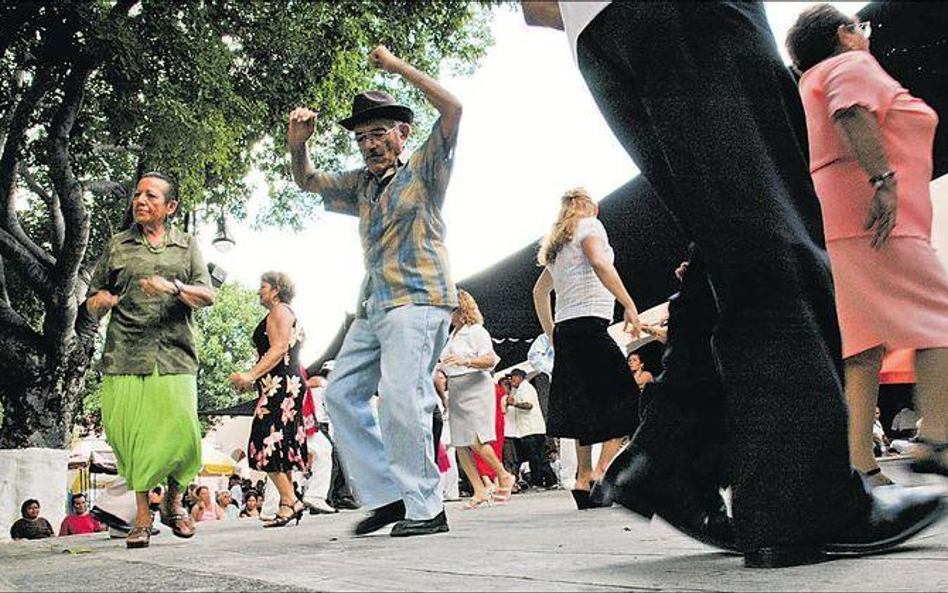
[
  {"xmin": 868, "ymin": 170, "xmax": 895, "ymax": 190},
  {"xmin": 173, "ymin": 279, "xmax": 184, "ymax": 295}
]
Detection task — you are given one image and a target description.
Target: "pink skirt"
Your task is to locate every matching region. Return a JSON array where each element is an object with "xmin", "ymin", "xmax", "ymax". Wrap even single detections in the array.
[{"xmin": 828, "ymin": 236, "xmax": 948, "ymax": 358}]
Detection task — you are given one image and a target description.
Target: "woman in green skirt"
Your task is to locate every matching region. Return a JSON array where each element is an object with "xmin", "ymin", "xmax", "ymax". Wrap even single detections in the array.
[{"xmin": 86, "ymin": 172, "xmax": 215, "ymax": 549}]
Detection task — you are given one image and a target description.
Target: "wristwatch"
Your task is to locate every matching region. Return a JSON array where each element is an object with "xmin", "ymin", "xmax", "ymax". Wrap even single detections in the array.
[
  {"xmin": 869, "ymin": 170, "xmax": 895, "ymax": 190},
  {"xmin": 173, "ymin": 279, "xmax": 185, "ymax": 295}
]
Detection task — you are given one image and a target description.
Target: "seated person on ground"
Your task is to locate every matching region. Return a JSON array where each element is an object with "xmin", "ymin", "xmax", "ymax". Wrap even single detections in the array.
[{"xmin": 10, "ymin": 499, "xmax": 54, "ymax": 541}]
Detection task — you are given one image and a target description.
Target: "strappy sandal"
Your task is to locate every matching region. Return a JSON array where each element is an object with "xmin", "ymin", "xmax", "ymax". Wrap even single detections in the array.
[
  {"xmin": 462, "ymin": 495, "xmax": 493, "ymax": 510},
  {"xmin": 492, "ymin": 475, "xmax": 516, "ymax": 505},
  {"xmin": 264, "ymin": 502, "xmax": 304, "ymax": 528},
  {"xmin": 910, "ymin": 439, "xmax": 948, "ymax": 477},
  {"xmin": 159, "ymin": 504, "xmax": 195, "ymax": 539},
  {"xmin": 126, "ymin": 526, "xmax": 151, "ymax": 549},
  {"xmin": 159, "ymin": 485, "xmax": 196, "ymax": 539}
]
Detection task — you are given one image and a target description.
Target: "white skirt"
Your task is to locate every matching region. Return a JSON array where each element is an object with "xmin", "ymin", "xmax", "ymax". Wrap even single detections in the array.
[{"xmin": 447, "ymin": 371, "xmax": 497, "ymax": 447}]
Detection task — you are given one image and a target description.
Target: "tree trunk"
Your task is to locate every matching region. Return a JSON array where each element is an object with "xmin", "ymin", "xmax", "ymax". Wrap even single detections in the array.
[{"xmin": 0, "ymin": 348, "xmax": 92, "ymax": 449}]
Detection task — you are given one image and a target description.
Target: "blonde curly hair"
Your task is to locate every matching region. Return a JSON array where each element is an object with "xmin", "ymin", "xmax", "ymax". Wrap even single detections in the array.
[
  {"xmin": 455, "ymin": 288, "xmax": 484, "ymax": 327},
  {"xmin": 537, "ymin": 188, "xmax": 597, "ymax": 266}
]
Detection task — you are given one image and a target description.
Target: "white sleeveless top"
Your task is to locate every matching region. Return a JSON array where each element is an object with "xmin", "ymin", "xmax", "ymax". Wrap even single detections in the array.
[
  {"xmin": 559, "ymin": 1, "xmax": 612, "ymax": 64},
  {"xmin": 547, "ymin": 217, "xmax": 615, "ymax": 323}
]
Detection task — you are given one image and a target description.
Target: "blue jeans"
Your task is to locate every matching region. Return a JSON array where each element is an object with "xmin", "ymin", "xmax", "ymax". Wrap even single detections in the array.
[{"xmin": 324, "ymin": 301, "xmax": 451, "ymax": 520}]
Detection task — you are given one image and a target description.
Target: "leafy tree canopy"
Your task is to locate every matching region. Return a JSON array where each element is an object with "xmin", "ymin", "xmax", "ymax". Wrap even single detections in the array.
[{"xmin": 0, "ymin": 0, "xmax": 493, "ymax": 448}]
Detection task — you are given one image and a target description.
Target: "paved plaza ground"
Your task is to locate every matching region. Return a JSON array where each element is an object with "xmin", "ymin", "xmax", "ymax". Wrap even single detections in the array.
[{"xmin": 2, "ymin": 461, "xmax": 948, "ymax": 592}]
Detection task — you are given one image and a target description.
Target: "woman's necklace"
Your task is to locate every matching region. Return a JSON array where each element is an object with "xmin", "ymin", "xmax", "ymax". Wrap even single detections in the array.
[{"xmin": 141, "ymin": 229, "xmax": 168, "ymax": 254}]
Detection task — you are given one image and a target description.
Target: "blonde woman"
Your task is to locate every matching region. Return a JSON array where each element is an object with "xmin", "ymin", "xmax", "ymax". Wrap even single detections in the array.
[
  {"xmin": 533, "ymin": 188, "xmax": 641, "ymax": 510},
  {"xmin": 440, "ymin": 289, "xmax": 515, "ymax": 509}
]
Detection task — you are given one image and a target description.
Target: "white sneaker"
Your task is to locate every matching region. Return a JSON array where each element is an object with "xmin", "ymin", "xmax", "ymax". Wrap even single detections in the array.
[{"xmin": 304, "ymin": 499, "xmax": 337, "ymax": 515}]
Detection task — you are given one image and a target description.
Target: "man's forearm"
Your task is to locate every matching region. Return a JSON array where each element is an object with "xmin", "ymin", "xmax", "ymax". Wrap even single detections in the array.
[
  {"xmin": 389, "ymin": 58, "xmax": 461, "ymax": 134},
  {"xmin": 521, "ymin": 1, "xmax": 564, "ymax": 30},
  {"xmin": 290, "ymin": 142, "xmax": 317, "ymax": 191}
]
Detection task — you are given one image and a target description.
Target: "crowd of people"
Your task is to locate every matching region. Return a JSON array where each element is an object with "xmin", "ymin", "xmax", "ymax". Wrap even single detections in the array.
[{"xmin": 10, "ymin": 0, "xmax": 948, "ymax": 573}]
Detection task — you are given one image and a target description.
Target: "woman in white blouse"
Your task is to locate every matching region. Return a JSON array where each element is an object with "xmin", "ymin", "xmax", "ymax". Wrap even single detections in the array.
[
  {"xmin": 533, "ymin": 188, "xmax": 642, "ymax": 510},
  {"xmin": 440, "ymin": 289, "xmax": 516, "ymax": 509}
]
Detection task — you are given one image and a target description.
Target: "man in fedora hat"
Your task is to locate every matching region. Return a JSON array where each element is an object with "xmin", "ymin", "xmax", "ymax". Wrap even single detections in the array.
[
  {"xmin": 288, "ymin": 44, "xmax": 462, "ymax": 538},
  {"xmin": 521, "ymin": 1, "xmax": 946, "ymax": 569}
]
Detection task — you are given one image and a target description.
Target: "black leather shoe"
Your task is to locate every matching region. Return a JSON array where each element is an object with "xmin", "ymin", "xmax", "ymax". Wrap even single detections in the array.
[
  {"xmin": 823, "ymin": 484, "xmax": 947, "ymax": 556},
  {"xmin": 332, "ymin": 497, "xmax": 361, "ymax": 511},
  {"xmin": 596, "ymin": 445, "xmax": 738, "ymax": 553},
  {"xmin": 745, "ymin": 484, "xmax": 947, "ymax": 568},
  {"xmin": 390, "ymin": 510, "xmax": 449, "ymax": 537},
  {"xmin": 353, "ymin": 500, "xmax": 405, "ymax": 536}
]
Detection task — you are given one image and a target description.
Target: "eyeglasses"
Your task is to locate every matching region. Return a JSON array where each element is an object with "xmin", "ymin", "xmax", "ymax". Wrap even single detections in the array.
[
  {"xmin": 845, "ymin": 21, "xmax": 871, "ymax": 39},
  {"xmin": 354, "ymin": 126, "xmax": 399, "ymax": 145}
]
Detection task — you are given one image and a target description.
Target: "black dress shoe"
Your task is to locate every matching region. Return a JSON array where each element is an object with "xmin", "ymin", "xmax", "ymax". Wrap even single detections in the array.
[
  {"xmin": 390, "ymin": 510, "xmax": 449, "ymax": 537},
  {"xmin": 596, "ymin": 445, "xmax": 738, "ymax": 553},
  {"xmin": 744, "ymin": 485, "xmax": 947, "ymax": 568},
  {"xmin": 824, "ymin": 485, "xmax": 947, "ymax": 556},
  {"xmin": 332, "ymin": 497, "xmax": 361, "ymax": 511},
  {"xmin": 353, "ymin": 500, "xmax": 405, "ymax": 536}
]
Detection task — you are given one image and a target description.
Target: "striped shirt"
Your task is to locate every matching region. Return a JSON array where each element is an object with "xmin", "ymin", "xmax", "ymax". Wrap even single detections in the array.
[{"xmin": 312, "ymin": 117, "xmax": 458, "ymax": 313}]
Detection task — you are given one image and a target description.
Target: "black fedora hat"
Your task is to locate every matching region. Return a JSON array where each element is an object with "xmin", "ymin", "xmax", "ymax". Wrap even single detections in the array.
[{"xmin": 339, "ymin": 90, "xmax": 414, "ymax": 131}]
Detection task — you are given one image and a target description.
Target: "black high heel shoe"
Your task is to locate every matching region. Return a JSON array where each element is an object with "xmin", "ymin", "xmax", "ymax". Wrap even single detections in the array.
[
  {"xmin": 571, "ymin": 489, "xmax": 593, "ymax": 510},
  {"xmin": 586, "ymin": 480, "xmax": 612, "ymax": 508},
  {"xmin": 264, "ymin": 502, "xmax": 304, "ymax": 528},
  {"xmin": 571, "ymin": 481, "xmax": 612, "ymax": 510}
]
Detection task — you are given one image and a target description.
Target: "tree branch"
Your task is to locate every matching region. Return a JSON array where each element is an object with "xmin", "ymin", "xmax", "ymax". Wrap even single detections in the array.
[
  {"xmin": 0, "ymin": 226, "xmax": 52, "ymax": 295},
  {"xmin": 0, "ymin": 294, "xmax": 40, "ymax": 343},
  {"xmin": 18, "ymin": 162, "xmax": 65, "ymax": 256},
  {"xmin": 45, "ymin": 63, "xmax": 94, "ymax": 359},
  {"xmin": 0, "ymin": 253, "xmax": 8, "ymax": 303},
  {"xmin": 0, "ymin": 67, "xmax": 57, "ymax": 270},
  {"xmin": 91, "ymin": 143, "xmax": 143, "ymax": 154},
  {"xmin": 84, "ymin": 180, "xmax": 127, "ymax": 196}
]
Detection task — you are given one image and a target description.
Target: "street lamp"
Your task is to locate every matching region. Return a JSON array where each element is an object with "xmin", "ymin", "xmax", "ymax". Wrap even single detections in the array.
[{"xmin": 212, "ymin": 213, "xmax": 235, "ymax": 252}]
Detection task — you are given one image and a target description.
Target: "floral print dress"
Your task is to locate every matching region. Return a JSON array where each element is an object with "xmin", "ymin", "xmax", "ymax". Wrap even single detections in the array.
[{"xmin": 247, "ymin": 305, "xmax": 308, "ymax": 473}]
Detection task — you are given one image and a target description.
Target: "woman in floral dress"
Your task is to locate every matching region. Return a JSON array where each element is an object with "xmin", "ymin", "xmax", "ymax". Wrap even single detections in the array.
[{"xmin": 229, "ymin": 271, "xmax": 308, "ymax": 527}]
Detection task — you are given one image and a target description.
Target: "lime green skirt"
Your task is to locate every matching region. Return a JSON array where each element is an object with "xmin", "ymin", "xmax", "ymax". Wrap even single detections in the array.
[{"xmin": 101, "ymin": 369, "xmax": 202, "ymax": 492}]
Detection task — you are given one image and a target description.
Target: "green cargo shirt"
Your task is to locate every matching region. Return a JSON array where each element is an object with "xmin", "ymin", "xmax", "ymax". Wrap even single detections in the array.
[{"xmin": 88, "ymin": 224, "xmax": 212, "ymax": 376}]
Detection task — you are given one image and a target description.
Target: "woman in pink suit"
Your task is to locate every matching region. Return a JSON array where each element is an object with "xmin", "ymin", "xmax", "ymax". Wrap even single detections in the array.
[{"xmin": 788, "ymin": 4, "xmax": 948, "ymax": 485}]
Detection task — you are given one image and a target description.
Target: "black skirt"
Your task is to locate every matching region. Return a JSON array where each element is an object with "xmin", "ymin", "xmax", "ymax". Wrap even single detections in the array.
[{"xmin": 547, "ymin": 316, "xmax": 640, "ymax": 445}]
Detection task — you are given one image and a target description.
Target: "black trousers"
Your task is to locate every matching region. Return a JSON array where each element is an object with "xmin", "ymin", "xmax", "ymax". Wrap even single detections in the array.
[
  {"xmin": 577, "ymin": 1, "xmax": 868, "ymax": 549},
  {"xmin": 518, "ymin": 434, "xmax": 557, "ymax": 487},
  {"xmin": 318, "ymin": 422, "xmax": 357, "ymax": 506}
]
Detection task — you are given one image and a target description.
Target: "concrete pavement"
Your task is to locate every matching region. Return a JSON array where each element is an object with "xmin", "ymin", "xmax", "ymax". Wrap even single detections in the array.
[{"xmin": 2, "ymin": 462, "xmax": 947, "ymax": 591}]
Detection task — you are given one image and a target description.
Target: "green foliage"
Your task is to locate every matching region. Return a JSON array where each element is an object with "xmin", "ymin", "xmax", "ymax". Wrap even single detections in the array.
[
  {"xmin": 1, "ymin": 1, "xmax": 493, "ymax": 443},
  {"xmin": 5, "ymin": 1, "xmax": 493, "ymax": 245},
  {"xmin": 194, "ymin": 282, "xmax": 264, "ymax": 430}
]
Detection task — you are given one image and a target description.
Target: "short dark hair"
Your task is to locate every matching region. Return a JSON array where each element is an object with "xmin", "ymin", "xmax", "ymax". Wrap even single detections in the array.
[
  {"xmin": 139, "ymin": 171, "xmax": 179, "ymax": 203},
  {"xmin": 510, "ymin": 369, "xmax": 527, "ymax": 378},
  {"xmin": 20, "ymin": 498, "xmax": 39, "ymax": 516},
  {"xmin": 785, "ymin": 4, "xmax": 851, "ymax": 73}
]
